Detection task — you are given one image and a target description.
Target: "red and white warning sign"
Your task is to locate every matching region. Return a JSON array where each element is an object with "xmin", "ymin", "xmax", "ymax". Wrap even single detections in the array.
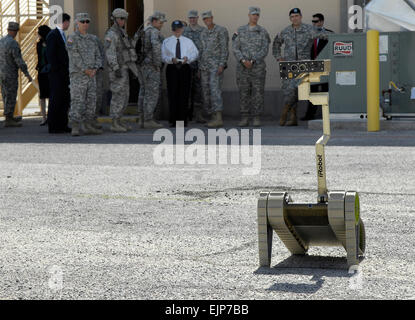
[{"xmin": 333, "ymin": 41, "xmax": 353, "ymax": 56}]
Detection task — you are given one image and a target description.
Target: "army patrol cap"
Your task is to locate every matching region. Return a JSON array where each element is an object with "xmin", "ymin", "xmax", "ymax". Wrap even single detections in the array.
[
  {"xmin": 75, "ymin": 13, "xmax": 90, "ymax": 22},
  {"xmin": 7, "ymin": 22, "xmax": 20, "ymax": 31},
  {"xmin": 151, "ymin": 11, "xmax": 167, "ymax": 22},
  {"xmin": 289, "ymin": 8, "xmax": 302, "ymax": 16},
  {"xmin": 188, "ymin": 10, "xmax": 199, "ymax": 18},
  {"xmin": 201, "ymin": 11, "xmax": 213, "ymax": 19},
  {"xmin": 112, "ymin": 8, "xmax": 129, "ymax": 19},
  {"xmin": 249, "ymin": 7, "xmax": 261, "ymax": 15}
]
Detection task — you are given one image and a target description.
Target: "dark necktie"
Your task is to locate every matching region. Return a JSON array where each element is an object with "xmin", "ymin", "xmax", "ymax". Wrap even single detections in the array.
[
  {"xmin": 176, "ymin": 38, "xmax": 181, "ymax": 59},
  {"xmin": 314, "ymin": 39, "xmax": 318, "ymax": 58}
]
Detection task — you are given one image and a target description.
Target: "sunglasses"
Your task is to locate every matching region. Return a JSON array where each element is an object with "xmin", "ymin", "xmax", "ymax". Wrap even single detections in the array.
[
  {"xmin": 80, "ymin": 20, "xmax": 90, "ymax": 24},
  {"xmin": 312, "ymin": 20, "xmax": 320, "ymax": 23}
]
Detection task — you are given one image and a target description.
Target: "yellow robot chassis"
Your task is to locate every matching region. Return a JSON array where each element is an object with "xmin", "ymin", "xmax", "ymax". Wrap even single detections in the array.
[{"xmin": 258, "ymin": 60, "xmax": 366, "ymax": 268}]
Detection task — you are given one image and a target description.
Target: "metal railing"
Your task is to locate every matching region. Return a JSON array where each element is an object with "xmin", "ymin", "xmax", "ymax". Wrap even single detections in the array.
[{"xmin": 1, "ymin": 0, "xmax": 50, "ymax": 115}]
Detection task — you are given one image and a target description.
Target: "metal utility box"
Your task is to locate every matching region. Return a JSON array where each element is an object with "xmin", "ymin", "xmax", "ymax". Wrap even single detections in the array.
[{"xmin": 319, "ymin": 32, "xmax": 415, "ymax": 117}]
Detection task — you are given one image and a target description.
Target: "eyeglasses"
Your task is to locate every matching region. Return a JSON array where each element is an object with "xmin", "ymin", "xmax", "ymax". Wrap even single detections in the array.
[
  {"xmin": 118, "ymin": 17, "xmax": 126, "ymax": 20},
  {"xmin": 80, "ymin": 20, "xmax": 90, "ymax": 24}
]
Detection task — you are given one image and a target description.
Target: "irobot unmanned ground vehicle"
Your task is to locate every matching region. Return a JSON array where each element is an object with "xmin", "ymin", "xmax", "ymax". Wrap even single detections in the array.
[{"xmin": 258, "ymin": 60, "xmax": 366, "ymax": 268}]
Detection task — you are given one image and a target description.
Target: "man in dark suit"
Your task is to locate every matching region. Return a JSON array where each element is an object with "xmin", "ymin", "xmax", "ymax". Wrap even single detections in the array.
[
  {"xmin": 46, "ymin": 13, "xmax": 71, "ymax": 133},
  {"xmin": 301, "ymin": 13, "xmax": 333, "ymax": 121}
]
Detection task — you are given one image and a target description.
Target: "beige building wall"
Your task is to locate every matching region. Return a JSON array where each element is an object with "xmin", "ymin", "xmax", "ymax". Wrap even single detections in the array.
[
  {"xmin": 62, "ymin": 0, "xmax": 107, "ymax": 38},
  {"xmin": 147, "ymin": 0, "xmax": 342, "ymax": 90},
  {"xmin": 57, "ymin": 0, "xmax": 341, "ymax": 90}
]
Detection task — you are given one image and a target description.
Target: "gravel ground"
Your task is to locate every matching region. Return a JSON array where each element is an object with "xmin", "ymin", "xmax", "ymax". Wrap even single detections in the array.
[{"xmin": 0, "ymin": 119, "xmax": 415, "ymax": 300}]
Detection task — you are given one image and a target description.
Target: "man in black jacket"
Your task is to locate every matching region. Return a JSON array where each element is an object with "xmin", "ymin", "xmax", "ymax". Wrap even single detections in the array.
[
  {"xmin": 301, "ymin": 13, "xmax": 333, "ymax": 121},
  {"xmin": 46, "ymin": 13, "xmax": 71, "ymax": 133}
]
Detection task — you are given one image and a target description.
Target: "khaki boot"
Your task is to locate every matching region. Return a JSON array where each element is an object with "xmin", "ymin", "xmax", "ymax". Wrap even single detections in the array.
[
  {"xmin": 279, "ymin": 104, "xmax": 291, "ymax": 126},
  {"xmin": 120, "ymin": 119, "xmax": 133, "ymax": 131},
  {"xmin": 195, "ymin": 110, "xmax": 207, "ymax": 124},
  {"xmin": 71, "ymin": 123, "xmax": 81, "ymax": 136},
  {"xmin": 91, "ymin": 120, "xmax": 103, "ymax": 130},
  {"xmin": 84, "ymin": 122, "xmax": 103, "ymax": 135},
  {"xmin": 4, "ymin": 116, "xmax": 22, "ymax": 128},
  {"xmin": 204, "ymin": 113, "xmax": 216, "ymax": 127},
  {"xmin": 143, "ymin": 119, "xmax": 164, "ymax": 129},
  {"xmin": 138, "ymin": 114, "xmax": 144, "ymax": 129},
  {"xmin": 111, "ymin": 119, "xmax": 128, "ymax": 133},
  {"xmin": 207, "ymin": 112, "xmax": 224, "ymax": 128},
  {"xmin": 81, "ymin": 122, "xmax": 93, "ymax": 135},
  {"xmin": 253, "ymin": 116, "xmax": 262, "ymax": 127},
  {"xmin": 238, "ymin": 116, "xmax": 250, "ymax": 127},
  {"xmin": 286, "ymin": 107, "xmax": 298, "ymax": 126}
]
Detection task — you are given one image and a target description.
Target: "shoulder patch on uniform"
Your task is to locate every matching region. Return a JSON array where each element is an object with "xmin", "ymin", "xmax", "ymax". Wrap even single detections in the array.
[
  {"xmin": 232, "ymin": 32, "xmax": 238, "ymax": 41},
  {"xmin": 105, "ymin": 37, "xmax": 112, "ymax": 42},
  {"xmin": 67, "ymin": 37, "xmax": 73, "ymax": 44}
]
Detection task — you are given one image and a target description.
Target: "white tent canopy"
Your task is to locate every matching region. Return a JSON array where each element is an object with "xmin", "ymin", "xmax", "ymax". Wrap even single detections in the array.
[{"xmin": 365, "ymin": 0, "xmax": 415, "ymax": 31}]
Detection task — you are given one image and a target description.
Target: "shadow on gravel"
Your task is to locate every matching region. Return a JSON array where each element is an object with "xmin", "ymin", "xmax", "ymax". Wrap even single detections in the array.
[
  {"xmin": 267, "ymin": 278, "xmax": 325, "ymax": 294},
  {"xmin": 254, "ymin": 255, "xmax": 355, "ymax": 294},
  {"xmin": 2, "ymin": 119, "xmax": 415, "ymax": 146}
]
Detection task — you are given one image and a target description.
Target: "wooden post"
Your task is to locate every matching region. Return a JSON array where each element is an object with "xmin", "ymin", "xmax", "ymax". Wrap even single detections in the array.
[{"xmin": 36, "ymin": 0, "xmax": 43, "ymax": 19}]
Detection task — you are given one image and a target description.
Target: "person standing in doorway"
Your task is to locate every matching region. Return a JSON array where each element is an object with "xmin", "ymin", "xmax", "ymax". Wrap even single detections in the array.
[
  {"xmin": 105, "ymin": 8, "xmax": 139, "ymax": 133},
  {"xmin": 36, "ymin": 25, "xmax": 51, "ymax": 126},
  {"xmin": 162, "ymin": 20, "xmax": 198, "ymax": 127}
]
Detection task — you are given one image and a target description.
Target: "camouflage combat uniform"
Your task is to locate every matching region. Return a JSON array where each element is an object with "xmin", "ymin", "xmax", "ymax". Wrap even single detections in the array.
[
  {"xmin": 273, "ymin": 23, "xmax": 328, "ymax": 107},
  {"xmin": 105, "ymin": 23, "xmax": 138, "ymax": 120},
  {"xmin": 139, "ymin": 25, "xmax": 164, "ymax": 121},
  {"xmin": 183, "ymin": 24, "xmax": 206, "ymax": 115},
  {"xmin": 232, "ymin": 24, "xmax": 270, "ymax": 117},
  {"xmin": 199, "ymin": 24, "xmax": 229, "ymax": 114},
  {"xmin": 0, "ymin": 34, "xmax": 30, "ymax": 117},
  {"xmin": 67, "ymin": 30, "xmax": 102, "ymax": 124},
  {"xmin": 94, "ymin": 36, "xmax": 106, "ymax": 116}
]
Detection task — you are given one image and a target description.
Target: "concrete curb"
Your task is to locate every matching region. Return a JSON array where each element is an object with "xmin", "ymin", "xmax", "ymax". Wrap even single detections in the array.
[{"xmin": 309, "ymin": 119, "xmax": 415, "ymax": 131}]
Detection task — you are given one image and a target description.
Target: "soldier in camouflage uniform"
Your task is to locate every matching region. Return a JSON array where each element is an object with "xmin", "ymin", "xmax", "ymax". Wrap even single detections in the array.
[
  {"xmin": 183, "ymin": 10, "xmax": 206, "ymax": 124},
  {"xmin": 200, "ymin": 11, "xmax": 229, "ymax": 128},
  {"xmin": 94, "ymin": 36, "xmax": 105, "ymax": 129},
  {"xmin": 273, "ymin": 8, "xmax": 328, "ymax": 126},
  {"xmin": 232, "ymin": 7, "xmax": 270, "ymax": 128},
  {"xmin": 105, "ymin": 8, "xmax": 139, "ymax": 133},
  {"xmin": 67, "ymin": 13, "xmax": 103, "ymax": 136},
  {"xmin": 139, "ymin": 11, "xmax": 166, "ymax": 129},
  {"xmin": 0, "ymin": 22, "xmax": 33, "ymax": 128}
]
